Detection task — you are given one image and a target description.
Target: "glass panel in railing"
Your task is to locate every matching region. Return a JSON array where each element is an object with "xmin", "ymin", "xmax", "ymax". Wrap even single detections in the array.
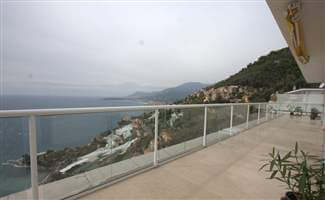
[
  {"xmin": 110, "ymin": 111, "xmax": 154, "ymax": 178},
  {"xmin": 157, "ymin": 108, "xmax": 184, "ymax": 162},
  {"xmin": 302, "ymin": 103, "xmax": 308, "ymax": 115},
  {"xmin": 274, "ymin": 103, "xmax": 283, "ymax": 118},
  {"xmin": 266, "ymin": 104, "xmax": 274, "ymax": 120},
  {"xmin": 278, "ymin": 103, "xmax": 287, "ymax": 118},
  {"xmin": 277, "ymin": 103, "xmax": 285, "ymax": 114},
  {"xmin": 157, "ymin": 108, "xmax": 203, "ymax": 162},
  {"xmin": 0, "ymin": 117, "xmax": 31, "ymax": 199},
  {"xmin": 306, "ymin": 103, "xmax": 312, "ymax": 114},
  {"xmin": 206, "ymin": 106, "xmax": 231, "ymax": 145},
  {"xmin": 259, "ymin": 104, "xmax": 267, "ymax": 122},
  {"xmin": 248, "ymin": 104, "xmax": 258, "ymax": 128},
  {"xmin": 36, "ymin": 112, "xmax": 114, "ymax": 199},
  {"xmin": 278, "ymin": 103, "xmax": 287, "ymax": 114},
  {"xmin": 38, "ymin": 110, "xmax": 155, "ymax": 199},
  {"xmin": 232, "ymin": 105, "xmax": 248, "ymax": 134},
  {"xmin": 183, "ymin": 107, "xmax": 204, "ymax": 152},
  {"xmin": 36, "ymin": 110, "xmax": 153, "ymax": 199}
]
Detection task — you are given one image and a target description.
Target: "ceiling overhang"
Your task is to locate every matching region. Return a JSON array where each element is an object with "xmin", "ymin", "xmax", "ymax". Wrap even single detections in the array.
[{"xmin": 266, "ymin": 0, "xmax": 325, "ymax": 83}]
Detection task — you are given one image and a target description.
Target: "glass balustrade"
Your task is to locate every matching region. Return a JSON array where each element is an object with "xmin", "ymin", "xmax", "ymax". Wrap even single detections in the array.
[
  {"xmin": 0, "ymin": 103, "xmax": 275, "ymax": 199},
  {"xmin": 0, "ymin": 117, "xmax": 31, "ymax": 199}
]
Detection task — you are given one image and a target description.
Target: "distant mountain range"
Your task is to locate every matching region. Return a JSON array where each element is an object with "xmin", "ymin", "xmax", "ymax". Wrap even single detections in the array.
[{"xmin": 126, "ymin": 82, "xmax": 208, "ymax": 103}]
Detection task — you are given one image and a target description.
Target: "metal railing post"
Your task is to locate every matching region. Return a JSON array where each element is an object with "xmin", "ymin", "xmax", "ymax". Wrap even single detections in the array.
[
  {"xmin": 322, "ymin": 88, "xmax": 325, "ymax": 159},
  {"xmin": 29, "ymin": 115, "xmax": 39, "ymax": 200},
  {"xmin": 257, "ymin": 104, "xmax": 261, "ymax": 124},
  {"xmin": 153, "ymin": 109, "xmax": 159, "ymax": 167},
  {"xmin": 266, "ymin": 104, "xmax": 269, "ymax": 121},
  {"xmin": 203, "ymin": 106, "xmax": 207, "ymax": 147},
  {"xmin": 322, "ymin": 103, "xmax": 325, "ymax": 128},
  {"xmin": 230, "ymin": 105, "xmax": 233, "ymax": 135},
  {"xmin": 246, "ymin": 104, "xmax": 250, "ymax": 129}
]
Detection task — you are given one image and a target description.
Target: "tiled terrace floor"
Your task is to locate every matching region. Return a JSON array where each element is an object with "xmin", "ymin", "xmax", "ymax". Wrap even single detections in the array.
[{"xmin": 81, "ymin": 115, "xmax": 323, "ymax": 200}]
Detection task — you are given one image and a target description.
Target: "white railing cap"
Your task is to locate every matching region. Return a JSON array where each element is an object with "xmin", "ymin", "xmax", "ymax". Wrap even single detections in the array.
[{"xmin": 0, "ymin": 102, "xmax": 268, "ymax": 118}]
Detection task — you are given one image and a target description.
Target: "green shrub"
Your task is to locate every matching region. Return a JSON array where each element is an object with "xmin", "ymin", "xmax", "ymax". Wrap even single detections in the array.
[{"xmin": 260, "ymin": 143, "xmax": 325, "ymax": 200}]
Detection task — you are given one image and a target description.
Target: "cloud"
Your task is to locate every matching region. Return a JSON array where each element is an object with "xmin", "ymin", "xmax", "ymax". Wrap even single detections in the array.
[{"xmin": 2, "ymin": 1, "xmax": 287, "ymax": 96}]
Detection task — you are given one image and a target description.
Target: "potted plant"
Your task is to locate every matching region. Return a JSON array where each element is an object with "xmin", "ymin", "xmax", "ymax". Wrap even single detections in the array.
[
  {"xmin": 260, "ymin": 142, "xmax": 325, "ymax": 200},
  {"xmin": 310, "ymin": 108, "xmax": 320, "ymax": 120},
  {"xmin": 287, "ymin": 104, "xmax": 296, "ymax": 116},
  {"xmin": 294, "ymin": 106, "xmax": 303, "ymax": 116}
]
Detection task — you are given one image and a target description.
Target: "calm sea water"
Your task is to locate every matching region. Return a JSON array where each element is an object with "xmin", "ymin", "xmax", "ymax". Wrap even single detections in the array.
[{"xmin": 0, "ymin": 95, "xmax": 146, "ymax": 197}]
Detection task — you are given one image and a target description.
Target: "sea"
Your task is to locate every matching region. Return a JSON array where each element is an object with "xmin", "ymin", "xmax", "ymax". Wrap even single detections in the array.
[{"xmin": 0, "ymin": 95, "xmax": 147, "ymax": 197}]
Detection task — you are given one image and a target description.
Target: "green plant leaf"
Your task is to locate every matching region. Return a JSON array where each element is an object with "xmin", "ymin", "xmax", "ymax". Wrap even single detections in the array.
[
  {"xmin": 270, "ymin": 160, "xmax": 275, "ymax": 171},
  {"xmin": 270, "ymin": 170, "xmax": 278, "ymax": 179},
  {"xmin": 299, "ymin": 171, "xmax": 307, "ymax": 193},
  {"xmin": 283, "ymin": 151, "xmax": 291, "ymax": 161},
  {"xmin": 275, "ymin": 177, "xmax": 285, "ymax": 183},
  {"xmin": 259, "ymin": 163, "xmax": 269, "ymax": 171},
  {"xmin": 272, "ymin": 147, "xmax": 275, "ymax": 157},
  {"xmin": 277, "ymin": 153, "xmax": 282, "ymax": 165},
  {"xmin": 287, "ymin": 170, "xmax": 291, "ymax": 188},
  {"xmin": 301, "ymin": 150, "xmax": 306, "ymax": 158}
]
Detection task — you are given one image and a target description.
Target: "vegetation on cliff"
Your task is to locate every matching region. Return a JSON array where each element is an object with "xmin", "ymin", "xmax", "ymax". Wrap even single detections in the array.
[{"xmin": 181, "ymin": 48, "xmax": 318, "ymax": 104}]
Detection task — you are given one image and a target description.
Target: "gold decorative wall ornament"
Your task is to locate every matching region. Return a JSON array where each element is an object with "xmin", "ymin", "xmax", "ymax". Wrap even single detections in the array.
[{"xmin": 286, "ymin": 1, "xmax": 310, "ymax": 64}]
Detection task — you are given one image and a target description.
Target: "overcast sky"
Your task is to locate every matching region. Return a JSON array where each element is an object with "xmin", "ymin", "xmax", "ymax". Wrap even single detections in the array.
[{"xmin": 1, "ymin": 0, "xmax": 287, "ymax": 97}]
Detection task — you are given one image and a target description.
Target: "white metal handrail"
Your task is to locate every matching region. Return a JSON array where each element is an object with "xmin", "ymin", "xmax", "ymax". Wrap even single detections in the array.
[
  {"xmin": 0, "ymin": 102, "xmax": 265, "ymax": 118},
  {"xmin": 1, "ymin": 102, "xmax": 270, "ymax": 200}
]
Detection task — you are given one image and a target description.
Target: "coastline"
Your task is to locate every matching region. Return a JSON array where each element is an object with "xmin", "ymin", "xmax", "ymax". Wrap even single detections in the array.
[{"xmin": 0, "ymin": 96, "xmax": 153, "ymax": 198}]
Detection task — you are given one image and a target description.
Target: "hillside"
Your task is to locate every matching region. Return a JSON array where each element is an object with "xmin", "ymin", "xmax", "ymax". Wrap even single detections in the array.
[
  {"xmin": 128, "ymin": 82, "xmax": 208, "ymax": 103},
  {"xmin": 182, "ymin": 48, "xmax": 318, "ymax": 104}
]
